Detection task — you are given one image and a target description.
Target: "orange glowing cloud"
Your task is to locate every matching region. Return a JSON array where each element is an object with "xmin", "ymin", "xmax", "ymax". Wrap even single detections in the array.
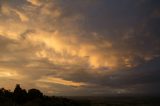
[{"xmin": 37, "ymin": 77, "xmax": 88, "ymax": 87}]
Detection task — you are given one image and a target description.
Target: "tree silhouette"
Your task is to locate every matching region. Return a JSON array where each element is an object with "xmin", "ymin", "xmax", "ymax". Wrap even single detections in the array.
[
  {"xmin": 0, "ymin": 84, "xmax": 91, "ymax": 106},
  {"xmin": 0, "ymin": 88, "xmax": 12, "ymax": 103},
  {"xmin": 28, "ymin": 88, "xmax": 43, "ymax": 100},
  {"xmin": 13, "ymin": 84, "xmax": 27, "ymax": 104}
]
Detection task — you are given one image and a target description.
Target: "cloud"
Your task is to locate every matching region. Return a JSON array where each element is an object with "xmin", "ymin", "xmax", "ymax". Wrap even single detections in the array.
[
  {"xmin": 27, "ymin": 0, "xmax": 42, "ymax": 6},
  {"xmin": 0, "ymin": 68, "xmax": 19, "ymax": 78},
  {"xmin": 13, "ymin": 9, "xmax": 29, "ymax": 22},
  {"xmin": 37, "ymin": 76, "xmax": 88, "ymax": 87},
  {"xmin": 0, "ymin": 0, "xmax": 160, "ymax": 96}
]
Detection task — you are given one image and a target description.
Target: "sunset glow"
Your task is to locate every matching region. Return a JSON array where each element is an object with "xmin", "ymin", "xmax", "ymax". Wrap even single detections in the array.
[{"xmin": 0, "ymin": 0, "xmax": 160, "ymax": 96}]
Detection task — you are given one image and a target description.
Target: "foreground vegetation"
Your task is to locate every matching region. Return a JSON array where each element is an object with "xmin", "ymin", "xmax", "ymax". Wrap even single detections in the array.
[
  {"xmin": 0, "ymin": 84, "xmax": 160, "ymax": 106},
  {"xmin": 0, "ymin": 84, "xmax": 90, "ymax": 106}
]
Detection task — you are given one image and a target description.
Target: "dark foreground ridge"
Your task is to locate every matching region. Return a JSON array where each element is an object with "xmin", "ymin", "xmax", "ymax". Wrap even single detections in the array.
[
  {"xmin": 0, "ymin": 84, "xmax": 90, "ymax": 106},
  {"xmin": 1, "ymin": 84, "xmax": 160, "ymax": 106}
]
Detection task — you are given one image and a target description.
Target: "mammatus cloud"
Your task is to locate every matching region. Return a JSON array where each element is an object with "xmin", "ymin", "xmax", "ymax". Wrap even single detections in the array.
[{"xmin": 0, "ymin": 0, "xmax": 160, "ymax": 96}]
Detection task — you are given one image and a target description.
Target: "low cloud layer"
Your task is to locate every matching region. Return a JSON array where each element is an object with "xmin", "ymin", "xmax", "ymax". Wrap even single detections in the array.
[{"xmin": 0, "ymin": 0, "xmax": 160, "ymax": 96}]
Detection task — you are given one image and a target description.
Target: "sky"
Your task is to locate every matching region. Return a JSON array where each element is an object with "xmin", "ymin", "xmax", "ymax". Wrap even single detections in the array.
[{"xmin": 0, "ymin": 0, "xmax": 160, "ymax": 96}]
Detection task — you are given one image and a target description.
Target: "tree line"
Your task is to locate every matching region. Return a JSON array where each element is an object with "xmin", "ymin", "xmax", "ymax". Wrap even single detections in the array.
[{"xmin": 0, "ymin": 84, "xmax": 90, "ymax": 106}]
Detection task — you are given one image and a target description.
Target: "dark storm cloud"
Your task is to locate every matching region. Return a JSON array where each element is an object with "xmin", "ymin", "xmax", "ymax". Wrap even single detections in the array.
[
  {"xmin": 55, "ymin": 0, "xmax": 160, "ymax": 65},
  {"xmin": 57, "ymin": 57, "xmax": 160, "ymax": 95},
  {"xmin": 48, "ymin": 0, "xmax": 160, "ymax": 95}
]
